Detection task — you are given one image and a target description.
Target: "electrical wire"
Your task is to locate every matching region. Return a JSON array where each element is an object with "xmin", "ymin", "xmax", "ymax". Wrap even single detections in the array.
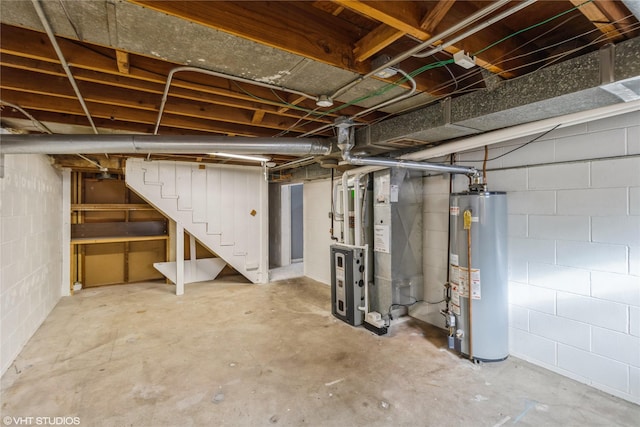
[
  {"xmin": 456, "ymin": 124, "xmax": 562, "ymax": 163},
  {"xmin": 59, "ymin": 0, "xmax": 81, "ymax": 40},
  {"xmin": 472, "ymin": 0, "xmax": 595, "ymax": 57},
  {"xmin": 396, "ymin": 7, "xmax": 636, "ymax": 111},
  {"xmin": 385, "ymin": 17, "xmax": 640, "ymax": 120},
  {"xmin": 41, "ymin": 1, "xmax": 635, "ymax": 140},
  {"xmin": 287, "ymin": 1, "xmax": 612, "ymax": 136},
  {"xmin": 278, "ymin": 60, "xmax": 452, "ymax": 135}
]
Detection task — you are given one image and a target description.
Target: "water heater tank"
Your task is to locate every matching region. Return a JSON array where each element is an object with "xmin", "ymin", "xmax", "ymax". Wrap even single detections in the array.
[{"xmin": 449, "ymin": 191, "xmax": 508, "ymax": 362}]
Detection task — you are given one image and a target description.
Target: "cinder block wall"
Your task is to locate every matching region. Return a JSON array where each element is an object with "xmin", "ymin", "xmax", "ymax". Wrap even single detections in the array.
[
  {"xmin": 420, "ymin": 110, "xmax": 639, "ymax": 403},
  {"xmin": 0, "ymin": 154, "xmax": 63, "ymax": 375}
]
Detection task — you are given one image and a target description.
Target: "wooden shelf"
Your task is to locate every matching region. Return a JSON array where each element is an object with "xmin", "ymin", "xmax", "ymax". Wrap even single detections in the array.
[
  {"xmin": 72, "ymin": 203, "xmax": 155, "ymax": 211},
  {"xmin": 71, "ymin": 235, "xmax": 169, "ymax": 245}
]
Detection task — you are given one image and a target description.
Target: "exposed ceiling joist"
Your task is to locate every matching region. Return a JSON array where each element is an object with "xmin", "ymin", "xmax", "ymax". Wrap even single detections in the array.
[
  {"xmin": 115, "ymin": 50, "xmax": 130, "ymax": 74},
  {"xmin": 1, "ymin": 0, "xmax": 638, "ymax": 172},
  {"xmin": 570, "ymin": 0, "xmax": 625, "ymax": 41},
  {"xmin": 419, "ymin": 0, "xmax": 456, "ymax": 33},
  {"xmin": 353, "ymin": 23, "xmax": 405, "ymax": 62},
  {"xmin": 129, "ymin": 0, "xmax": 368, "ymax": 73}
]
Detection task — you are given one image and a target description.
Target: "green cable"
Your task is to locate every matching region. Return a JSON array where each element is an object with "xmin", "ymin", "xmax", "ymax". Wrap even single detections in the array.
[
  {"xmin": 286, "ymin": 0, "xmax": 598, "ymax": 133},
  {"xmin": 227, "ymin": 0, "xmax": 597, "ymax": 135},
  {"xmin": 473, "ymin": 0, "xmax": 595, "ymax": 56}
]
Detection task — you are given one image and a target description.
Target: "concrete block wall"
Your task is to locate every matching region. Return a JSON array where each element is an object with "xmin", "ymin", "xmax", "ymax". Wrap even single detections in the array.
[
  {"xmin": 421, "ymin": 110, "xmax": 640, "ymax": 404},
  {"xmin": 1, "ymin": 154, "xmax": 63, "ymax": 376}
]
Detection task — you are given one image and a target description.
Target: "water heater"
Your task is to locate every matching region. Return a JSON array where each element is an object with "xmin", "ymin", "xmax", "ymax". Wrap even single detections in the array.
[{"xmin": 448, "ymin": 191, "xmax": 508, "ymax": 362}]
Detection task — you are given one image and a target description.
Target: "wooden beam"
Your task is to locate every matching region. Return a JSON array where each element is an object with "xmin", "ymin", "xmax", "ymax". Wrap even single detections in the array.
[
  {"xmin": 0, "ymin": 89, "xmax": 300, "ymax": 137},
  {"xmin": 419, "ymin": 0, "xmax": 456, "ymax": 34},
  {"xmin": 0, "ymin": 52, "xmax": 339, "ymax": 126},
  {"xmin": 332, "ymin": 0, "xmax": 532, "ymax": 78},
  {"xmin": 72, "ymin": 204, "xmax": 154, "ymax": 211},
  {"xmin": 115, "ymin": 50, "xmax": 130, "ymax": 74},
  {"xmin": 71, "ymin": 235, "xmax": 168, "ymax": 245},
  {"xmin": 570, "ymin": 0, "xmax": 624, "ymax": 41},
  {"xmin": 354, "ymin": 24, "xmax": 405, "ymax": 62},
  {"xmin": 333, "ymin": 0, "xmax": 426, "ymax": 40},
  {"xmin": 251, "ymin": 110, "xmax": 266, "ymax": 124},
  {"xmin": 277, "ymin": 95, "xmax": 308, "ymax": 114},
  {"xmin": 130, "ymin": 0, "xmax": 367, "ymax": 73},
  {"xmin": 593, "ymin": 0, "xmax": 640, "ymax": 38},
  {"xmin": 0, "ymin": 25, "xmax": 382, "ymax": 121}
]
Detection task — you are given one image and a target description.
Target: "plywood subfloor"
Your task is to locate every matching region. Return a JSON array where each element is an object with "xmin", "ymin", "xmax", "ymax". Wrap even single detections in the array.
[{"xmin": 1, "ymin": 278, "xmax": 638, "ymax": 426}]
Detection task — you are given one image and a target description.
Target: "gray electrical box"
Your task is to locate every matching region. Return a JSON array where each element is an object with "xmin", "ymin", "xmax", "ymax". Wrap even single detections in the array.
[{"xmin": 330, "ymin": 245, "xmax": 365, "ymax": 326}]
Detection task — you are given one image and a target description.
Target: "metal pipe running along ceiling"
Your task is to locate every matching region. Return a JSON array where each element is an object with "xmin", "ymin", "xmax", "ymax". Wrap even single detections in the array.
[{"xmin": 0, "ymin": 134, "xmax": 332, "ymax": 156}]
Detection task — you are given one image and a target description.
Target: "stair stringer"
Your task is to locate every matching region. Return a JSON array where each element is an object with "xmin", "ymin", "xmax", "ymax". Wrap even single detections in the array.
[{"xmin": 125, "ymin": 158, "xmax": 268, "ymax": 284}]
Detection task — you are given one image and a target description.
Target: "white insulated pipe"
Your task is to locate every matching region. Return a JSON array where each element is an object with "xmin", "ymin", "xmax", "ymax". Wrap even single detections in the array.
[{"xmin": 0, "ymin": 134, "xmax": 332, "ymax": 156}]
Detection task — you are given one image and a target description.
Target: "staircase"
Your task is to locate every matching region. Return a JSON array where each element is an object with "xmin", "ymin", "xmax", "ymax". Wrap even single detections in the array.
[{"xmin": 126, "ymin": 158, "xmax": 268, "ymax": 284}]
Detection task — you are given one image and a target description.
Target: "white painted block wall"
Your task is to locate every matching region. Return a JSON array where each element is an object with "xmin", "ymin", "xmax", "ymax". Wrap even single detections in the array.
[
  {"xmin": 303, "ymin": 179, "xmax": 334, "ymax": 284},
  {"xmin": 0, "ymin": 154, "xmax": 63, "ymax": 375},
  {"xmin": 421, "ymin": 110, "xmax": 640, "ymax": 404}
]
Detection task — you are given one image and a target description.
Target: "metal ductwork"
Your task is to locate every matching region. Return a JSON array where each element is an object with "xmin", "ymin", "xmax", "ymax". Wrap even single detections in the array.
[
  {"xmin": 0, "ymin": 134, "xmax": 332, "ymax": 156},
  {"xmin": 335, "ymin": 116, "xmax": 476, "ymax": 176},
  {"xmin": 356, "ymin": 37, "xmax": 640, "ymax": 152}
]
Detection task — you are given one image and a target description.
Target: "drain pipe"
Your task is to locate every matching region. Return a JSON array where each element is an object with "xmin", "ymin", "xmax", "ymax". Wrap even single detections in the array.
[
  {"xmin": 31, "ymin": 0, "xmax": 98, "ymax": 134},
  {"xmin": 0, "ymin": 134, "xmax": 332, "ymax": 156}
]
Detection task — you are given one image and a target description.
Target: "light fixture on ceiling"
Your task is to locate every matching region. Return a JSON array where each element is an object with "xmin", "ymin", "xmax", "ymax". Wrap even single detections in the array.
[
  {"xmin": 316, "ymin": 95, "xmax": 334, "ymax": 108},
  {"xmin": 209, "ymin": 152, "xmax": 271, "ymax": 163}
]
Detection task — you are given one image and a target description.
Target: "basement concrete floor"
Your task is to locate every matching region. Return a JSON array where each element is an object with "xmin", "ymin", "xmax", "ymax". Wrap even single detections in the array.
[{"xmin": 1, "ymin": 277, "xmax": 639, "ymax": 427}]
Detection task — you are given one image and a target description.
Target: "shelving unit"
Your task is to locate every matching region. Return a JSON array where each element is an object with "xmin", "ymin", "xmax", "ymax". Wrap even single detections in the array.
[{"xmin": 70, "ymin": 173, "xmax": 169, "ymax": 291}]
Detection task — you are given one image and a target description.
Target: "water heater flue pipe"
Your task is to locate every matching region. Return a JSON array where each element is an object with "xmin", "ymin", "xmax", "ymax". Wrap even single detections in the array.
[
  {"xmin": 341, "ymin": 151, "xmax": 477, "ymax": 176},
  {"xmin": 0, "ymin": 134, "xmax": 332, "ymax": 156}
]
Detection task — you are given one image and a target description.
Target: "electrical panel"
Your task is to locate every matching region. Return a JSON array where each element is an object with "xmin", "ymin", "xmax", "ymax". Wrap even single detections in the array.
[{"xmin": 330, "ymin": 245, "xmax": 365, "ymax": 326}]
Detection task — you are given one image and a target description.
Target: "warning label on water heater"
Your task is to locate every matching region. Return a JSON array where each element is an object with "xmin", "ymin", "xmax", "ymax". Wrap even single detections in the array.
[
  {"xmin": 449, "ymin": 264, "xmax": 481, "ymax": 300},
  {"xmin": 450, "ymin": 206, "xmax": 459, "ymax": 216}
]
